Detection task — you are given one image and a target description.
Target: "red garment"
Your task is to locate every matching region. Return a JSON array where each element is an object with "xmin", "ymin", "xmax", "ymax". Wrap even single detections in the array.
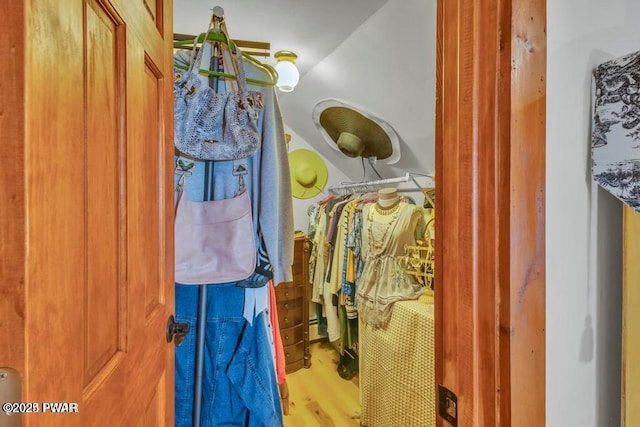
[{"xmin": 268, "ymin": 281, "xmax": 287, "ymax": 384}]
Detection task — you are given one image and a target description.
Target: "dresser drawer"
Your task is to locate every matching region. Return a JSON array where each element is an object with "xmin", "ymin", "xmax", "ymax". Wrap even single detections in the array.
[
  {"xmin": 275, "ymin": 285, "xmax": 304, "ymax": 302},
  {"xmin": 275, "ymin": 280, "xmax": 299, "ymax": 291},
  {"xmin": 283, "ymin": 341, "xmax": 305, "ymax": 365},
  {"xmin": 277, "ymin": 298, "xmax": 304, "ymax": 328},
  {"xmin": 291, "ymin": 261, "xmax": 303, "ymax": 276},
  {"xmin": 280, "ymin": 324, "xmax": 304, "ymax": 347},
  {"xmin": 281, "ymin": 235, "xmax": 310, "ymax": 374},
  {"xmin": 284, "ymin": 359, "xmax": 305, "ymax": 374}
]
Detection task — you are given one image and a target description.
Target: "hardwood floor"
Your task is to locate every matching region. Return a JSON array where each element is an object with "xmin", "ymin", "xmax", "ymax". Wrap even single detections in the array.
[{"xmin": 283, "ymin": 341, "xmax": 361, "ymax": 427}]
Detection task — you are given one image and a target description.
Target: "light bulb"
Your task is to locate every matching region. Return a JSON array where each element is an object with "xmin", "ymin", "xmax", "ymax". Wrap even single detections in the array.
[{"xmin": 274, "ymin": 51, "xmax": 299, "ymax": 92}]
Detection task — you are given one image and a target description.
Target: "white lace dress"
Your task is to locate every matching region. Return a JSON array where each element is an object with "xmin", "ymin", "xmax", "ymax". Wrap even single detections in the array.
[{"xmin": 357, "ymin": 202, "xmax": 425, "ymax": 328}]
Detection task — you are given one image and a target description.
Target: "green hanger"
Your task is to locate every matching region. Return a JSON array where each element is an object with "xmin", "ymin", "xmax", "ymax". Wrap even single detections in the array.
[
  {"xmin": 173, "ymin": 32, "xmax": 276, "ymax": 87},
  {"xmin": 174, "ymin": 31, "xmax": 233, "ymax": 49}
]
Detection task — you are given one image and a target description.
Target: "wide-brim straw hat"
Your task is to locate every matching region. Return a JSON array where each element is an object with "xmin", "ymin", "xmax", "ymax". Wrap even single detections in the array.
[
  {"xmin": 288, "ymin": 149, "xmax": 328, "ymax": 199},
  {"xmin": 312, "ymin": 99, "xmax": 401, "ymax": 164}
]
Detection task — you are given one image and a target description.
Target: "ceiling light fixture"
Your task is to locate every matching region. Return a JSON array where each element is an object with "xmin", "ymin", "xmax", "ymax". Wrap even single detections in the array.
[{"xmin": 274, "ymin": 51, "xmax": 299, "ymax": 92}]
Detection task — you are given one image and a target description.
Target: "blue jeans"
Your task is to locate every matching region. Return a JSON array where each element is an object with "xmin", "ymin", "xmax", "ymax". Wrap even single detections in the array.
[{"xmin": 175, "ymin": 284, "xmax": 283, "ymax": 427}]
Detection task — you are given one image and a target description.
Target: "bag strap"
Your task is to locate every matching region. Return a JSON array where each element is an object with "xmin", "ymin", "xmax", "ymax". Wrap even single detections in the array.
[
  {"xmin": 220, "ymin": 46, "xmax": 235, "ymax": 93},
  {"xmin": 187, "ymin": 26, "xmax": 224, "ymax": 75},
  {"xmin": 220, "ymin": 43, "xmax": 249, "ymax": 94},
  {"xmin": 188, "ymin": 21, "xmax": 249, "ymax": 94},
  {"xmin": 174, "ymin": 156, "xmax": 247, "ymax": 205},
  {"xmin": 232, "ymin": 46, "xmax": 249, "ymax": 92},
  {"xmin": 232, "ymin": 161, "xmax": 248, "ymax": 193},
  {"xmin": 219, "ymin": 21, "xmax": 251, "ymax": 93},
  {"xmin": 218, "ymin": 21, "xmax": 246, "ymax": 91},
  {"xmin": 174, "ymin": 155, "xmax": 195, "ymax": 210},
  {"xmin": 186, "ymin": 31, "xmax": 207, "ymax": 74}
]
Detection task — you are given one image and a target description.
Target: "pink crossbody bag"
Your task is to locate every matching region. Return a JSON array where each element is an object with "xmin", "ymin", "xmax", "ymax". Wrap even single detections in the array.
[{"xmin": 174, "ymin": 175, "xmax": 256, "ymax": 285}]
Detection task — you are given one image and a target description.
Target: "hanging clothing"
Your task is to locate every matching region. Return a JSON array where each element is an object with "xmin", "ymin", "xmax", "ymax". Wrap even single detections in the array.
[
  {"xmin": 322, "ymin": 198, "xmax": 352, "ymax": 342},
  {"xmin": 307, "ymin": 194, "xmax": 373, "ymax": 344},
  {"xmin": 342, "ymin": 202, "xmax": 363, "ymax": 318},
  {"xmin": 310, "ymin": 207, "xmax": 328, "ymax": 304},
  {"xmin": 173, "ymin": 47, "xmax": 294, "ymax": 290},
  {"xmin": 267, "ymin": 281, "xmax": 287, "ymax": 385},
  {"xmin": 306, "ymin": 203, "xmax": 321, "ymax": 285},
  {"xmin": 173, "ymin": 46, "xmax": 292, "ymax": 427},
  {"xmin": 357, "ymin": 201, "xmax": 425, "ymax": 328},
  {"xmin": 174, "ymin": 284, "xmax": 283, "ymax": 427}
]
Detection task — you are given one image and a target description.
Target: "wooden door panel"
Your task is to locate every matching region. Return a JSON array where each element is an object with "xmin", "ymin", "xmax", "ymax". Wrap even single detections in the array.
[
  {"xmin": 83, "ymin": 311, "xmax": 169, "ymax": 422},
  {"xmin": 143, "ymin": 379, "xmax": 163, "ymax": 427},
  {"xmin": 144, "ymin": 0, "xmax": 157, "ymax": 21},
  {"xmin": 112, "ymin": 0, "xmax": 165, "ymax": 63},
  {"xmin": 1, "ymin": 0, "xmax": 174, "ymax": 425},
  {"xmin": 85, "ymin": 0, "xmax": 125, "ymax": 385},
  {"xmin": 140, "ymin": 57, "xmax": 164, "ymax": 319}
]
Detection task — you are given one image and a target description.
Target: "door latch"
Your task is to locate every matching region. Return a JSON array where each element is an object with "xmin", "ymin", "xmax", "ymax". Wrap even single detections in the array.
[
  {"xmin": 166, "ymin": 315, "xmax": 190, "ymax": 346},
  {"xmin": 0, "ymin": 367, "xmax": 22, "ymax": 427},
  {"xmin": 438, "ymin": 384, "xmax": 458, "ymax": 426}
]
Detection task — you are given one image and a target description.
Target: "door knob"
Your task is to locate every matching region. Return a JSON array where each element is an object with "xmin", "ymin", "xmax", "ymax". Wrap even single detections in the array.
[{"xmin": 166, "ymin": 315, "xmax": 190, "ymax": 346}]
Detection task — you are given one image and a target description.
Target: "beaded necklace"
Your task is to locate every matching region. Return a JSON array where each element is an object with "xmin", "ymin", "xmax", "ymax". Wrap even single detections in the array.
[
  {"xmin": 367, "ymin": 201, "xmax": 403, "ymax": 253},
  {"xmin": 373, "ymin": 198, "xmax": 401, "ymax": 216}
]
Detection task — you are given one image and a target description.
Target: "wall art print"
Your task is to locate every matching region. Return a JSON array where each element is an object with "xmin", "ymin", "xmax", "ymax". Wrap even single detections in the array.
[{"xmin": 592, "ymin": 50, "xmax": 640, "ymax": 212}]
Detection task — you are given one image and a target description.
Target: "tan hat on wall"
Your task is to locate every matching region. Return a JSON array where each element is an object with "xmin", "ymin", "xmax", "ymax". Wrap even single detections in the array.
[
  {"xmin": 288, "ymin": 149, "xmax": 328, "ymax": 199},
  {"xmin": 312, "ymin": 99, "xmax": 401, "ymax": 164}
]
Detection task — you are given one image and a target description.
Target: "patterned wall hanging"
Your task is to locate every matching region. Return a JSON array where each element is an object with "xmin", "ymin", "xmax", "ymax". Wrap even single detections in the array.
[{"xmin": 592, "ymin": 50, "xmax": 640, "ymax": 212}]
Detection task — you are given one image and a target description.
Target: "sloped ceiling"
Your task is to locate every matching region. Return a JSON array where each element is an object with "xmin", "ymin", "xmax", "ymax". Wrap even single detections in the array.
[
  {"xmin": 173, "ymin": 0, "xmax": 436, "ymax": 182},
  {"xmin": 173, "ymin": 0, "xmax": 390, "ymax": 78}
]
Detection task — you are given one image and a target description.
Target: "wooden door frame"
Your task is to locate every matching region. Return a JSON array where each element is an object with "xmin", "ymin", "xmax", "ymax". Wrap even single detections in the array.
[
  {"xmin": 0, "ymin": 0, "xmax": 26, "ymax": 377},
  {"xmin": 435, "ymin": 0, "xmax": 546, "ymax": 425}
]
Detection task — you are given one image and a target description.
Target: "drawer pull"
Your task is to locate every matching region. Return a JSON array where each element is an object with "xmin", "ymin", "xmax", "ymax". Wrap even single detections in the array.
[
  {"xmin": 284, "ymin": 317, "xmax": 289, "ymax": 323},
  {"xmin": 285, "ymin": 335, "xmax": 289, "ymax": 340},
  {"xmin": 285, "ymin": 292, "xmax": 289, "ymax": 297},
  {"xmin": 284, "ymin": 303, "xmax": 289, "ymax": 309}
]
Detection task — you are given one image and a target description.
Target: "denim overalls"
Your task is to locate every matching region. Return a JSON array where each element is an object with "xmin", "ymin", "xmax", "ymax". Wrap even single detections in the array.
[{"xmin": 175, "ymin": 284, "xmax": 282, "ymax": 426}]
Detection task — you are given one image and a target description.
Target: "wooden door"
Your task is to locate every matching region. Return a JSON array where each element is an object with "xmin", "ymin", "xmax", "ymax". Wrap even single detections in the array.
[
  {"xmin": 1, "ymin": 0, "xmax": 175, "ymax": 425},
  {"xmin": 622, "ymin": 206, "xmax": 640, "ymax": 426}
]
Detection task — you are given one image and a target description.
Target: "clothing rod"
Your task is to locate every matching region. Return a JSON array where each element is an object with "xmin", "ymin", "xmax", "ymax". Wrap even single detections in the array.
[{"xmin": 326, "ymin": 172, "xmax": 434, "ymax": 194}]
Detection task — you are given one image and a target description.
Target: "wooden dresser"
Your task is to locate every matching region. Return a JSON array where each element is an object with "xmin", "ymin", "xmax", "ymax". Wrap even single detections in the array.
[{"xmin": 275, "ymin": 234, "xmax": 311, "ymax": 373}]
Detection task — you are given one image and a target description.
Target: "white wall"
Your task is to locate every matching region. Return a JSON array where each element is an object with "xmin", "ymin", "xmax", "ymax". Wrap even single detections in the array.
[
  {"xmin": 546, "ymin": 1, "xmax": 640, "ymax": 425},
  {"xmin": 279, "ymin": 0, "xmax": 436, "ymax": 182}
]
